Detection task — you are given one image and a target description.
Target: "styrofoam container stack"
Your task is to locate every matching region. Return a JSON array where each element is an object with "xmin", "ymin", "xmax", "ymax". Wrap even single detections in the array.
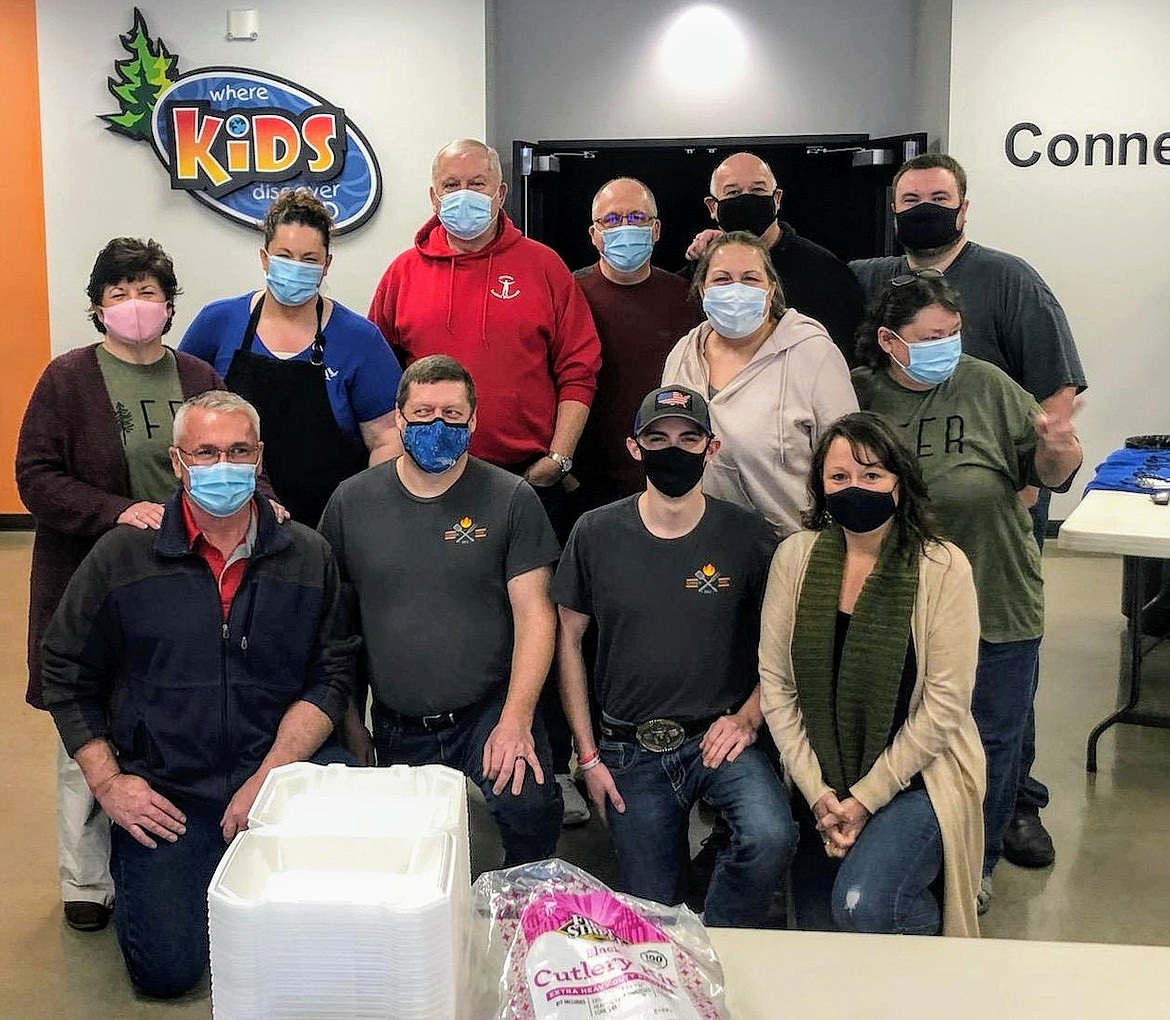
[
  {"xmin": 208, "ymin": 762, "xmax": 471, "ymax": 1020},
  {"xmin": 248, "ymin": 762, "xmax": 471, "ymax": 890}
]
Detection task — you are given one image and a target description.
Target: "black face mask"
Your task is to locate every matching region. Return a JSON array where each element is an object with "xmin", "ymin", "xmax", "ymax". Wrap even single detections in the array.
[
  {"xmin": 714, "ymin": 194, "xmax": 777, "ymax": 237},
  {"xmin": 825, "ymin": 486, "xmax": 897, "ymax": 534},
  {"xmin": 639, "ymin": 443, "xmax": 708, "ymax": 498},
  {"xmin": 894, "ymin": 202, "xmax": 962, "ymax": 253}
]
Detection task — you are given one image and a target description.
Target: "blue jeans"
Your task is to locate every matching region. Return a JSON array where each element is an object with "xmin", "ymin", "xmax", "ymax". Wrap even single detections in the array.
[
  {"xmin": 600, "ymin": 734, "xmax": 797, "ymax": 927},
  {"xmin": 109, "ymin": 742, "xmax": 356, "ymax": 998},
  {"xmin": 971, "ymin": 637, "xmax": 1042, "ymax": 876},
  {"xmin": 372, "ymin": 692, "xmax": 561, "ymax": 867},
  {"xmin": 792, "ymin": 788, "xmax": 943, "ymax": 935},
  {"xmin": 1016, "ymin": 489, "xmax": 1052, "ymax": 815}
]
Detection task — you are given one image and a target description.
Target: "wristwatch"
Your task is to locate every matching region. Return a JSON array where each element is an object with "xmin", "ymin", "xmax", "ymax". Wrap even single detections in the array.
[{"xmin": 548, "ymin": 451, "xmax": 573, "ymax": 474}]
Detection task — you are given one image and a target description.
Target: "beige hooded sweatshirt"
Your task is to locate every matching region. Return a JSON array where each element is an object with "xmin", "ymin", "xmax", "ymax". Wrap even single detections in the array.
[{"xmin": 662, "ymin": 311, "xmax": 858, "ymax": 536}]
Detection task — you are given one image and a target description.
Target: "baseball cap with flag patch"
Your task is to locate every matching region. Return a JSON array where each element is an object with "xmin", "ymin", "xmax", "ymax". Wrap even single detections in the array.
[{"xmin": 633, "ymin": 385, "xmax": 713, "ymax": 437}]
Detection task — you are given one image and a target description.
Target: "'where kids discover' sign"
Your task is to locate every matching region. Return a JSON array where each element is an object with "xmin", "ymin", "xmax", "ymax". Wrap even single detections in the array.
[{"xmin": 102, "ymin": 9, "xmax": 382, "ymax": 234}]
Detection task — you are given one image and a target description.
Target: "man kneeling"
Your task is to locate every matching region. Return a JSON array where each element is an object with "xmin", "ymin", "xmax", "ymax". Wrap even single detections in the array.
[
  {"xmin": 553, "ymin": 385, "xmax": 797, "ymax": 926},
  {"xmin": 42, "ymin": 391, "xmax": 355, "ymax": 997}
]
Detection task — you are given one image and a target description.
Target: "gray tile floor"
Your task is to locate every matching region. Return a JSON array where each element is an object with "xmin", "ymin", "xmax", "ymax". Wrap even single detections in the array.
[{"xmin": 2, "ymin": 533, "xmax": 1168, "ymax": 1018}]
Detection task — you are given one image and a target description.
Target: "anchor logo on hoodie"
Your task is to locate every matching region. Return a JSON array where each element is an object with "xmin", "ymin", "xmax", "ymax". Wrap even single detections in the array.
[{"xmin": 490, "ymin": 274, "xmax": 521, "ymax": 300}]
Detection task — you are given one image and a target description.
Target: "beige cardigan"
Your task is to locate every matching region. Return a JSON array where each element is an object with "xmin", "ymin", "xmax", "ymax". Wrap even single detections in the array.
[
  {"xmin": 759, "ymin": 531, "xmax": 986, "ymax": 937},
  {"xmin": 662, "ymin": 312, "xmax": 857, "ymax": 537}
]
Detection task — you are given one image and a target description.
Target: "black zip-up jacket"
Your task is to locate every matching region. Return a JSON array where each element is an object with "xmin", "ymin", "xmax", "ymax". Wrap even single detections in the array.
[{"xmin": 42, "ymin": 492, "xmax": 357, "ymax": 806}]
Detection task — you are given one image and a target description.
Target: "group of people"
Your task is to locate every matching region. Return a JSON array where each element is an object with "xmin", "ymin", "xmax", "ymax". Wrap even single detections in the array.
[{"xmin": 16, "ymin": 138, "xmax": 1086, "ymax": 998}]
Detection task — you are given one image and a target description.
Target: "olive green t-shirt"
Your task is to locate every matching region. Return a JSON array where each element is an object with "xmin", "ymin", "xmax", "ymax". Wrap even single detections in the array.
[
  {"xmin": 96, "ymin": 345, "xmax": 184, "ymax": 504},
  {"xmin": 852, "ymin": 355, "xmax": 1044, "ymax": 642}
]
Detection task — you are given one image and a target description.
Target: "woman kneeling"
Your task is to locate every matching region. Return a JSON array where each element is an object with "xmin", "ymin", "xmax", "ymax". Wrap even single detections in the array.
[{"xmin": 759, "ymin": 411, "xmax": 984, "ymax": 936}]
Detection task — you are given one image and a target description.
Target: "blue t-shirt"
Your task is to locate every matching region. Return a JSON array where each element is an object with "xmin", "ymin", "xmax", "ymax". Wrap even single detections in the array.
[{"xmin": 179, "ymin": 293, "xmax": 401, "ymax": 441}]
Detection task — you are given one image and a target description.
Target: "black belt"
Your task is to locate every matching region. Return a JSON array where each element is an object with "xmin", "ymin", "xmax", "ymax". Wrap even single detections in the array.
[
  {"xmin": 600, "ymin": 712, "xmax": 728, "ymax": 753},
  {"xmin": 373, "ymin": 686, "xmax": 503, "ymax": 733}
]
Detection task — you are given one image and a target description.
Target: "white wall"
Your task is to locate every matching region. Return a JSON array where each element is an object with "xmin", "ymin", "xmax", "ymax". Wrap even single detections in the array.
[
  {"xmin": 912, "ymin": 0, "xmax": 951, "ymax": 152},
  {"xmin": 488, "ymin": 0, "xmax": 940, "ymax": 169},
  {"xmin": 949, "ymin": 0, "xmax": 1170, "ymax": 518},
  {"xmin": 36, "ymin": 0, "xmax": 485, "ymax": 355}
]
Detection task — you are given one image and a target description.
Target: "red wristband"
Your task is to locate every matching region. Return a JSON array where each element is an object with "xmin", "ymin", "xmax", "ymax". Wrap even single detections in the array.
[{"xmin": 577, "ymin": 749, "xmax": 600, "ymax": 768}]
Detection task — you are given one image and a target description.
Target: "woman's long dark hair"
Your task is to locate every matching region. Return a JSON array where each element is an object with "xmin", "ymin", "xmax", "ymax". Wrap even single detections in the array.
[{"xmin": 804, "ymin": 411, "xmax": 939, "ymax": 554}]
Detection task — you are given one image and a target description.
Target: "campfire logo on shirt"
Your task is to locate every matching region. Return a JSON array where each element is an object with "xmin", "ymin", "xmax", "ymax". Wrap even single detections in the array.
[
  {"xmin": 444, "ymin": 516, "xmax": 488, "ymax": 544},
  {"xmin": 685, "ymin": 562, "xmax": 731, "ymax": 595},
  {"xmin": 490, "ymin": 274, "xmax": 521, "ymax": 300},
  {"xmin": 100, "ymin": 8, "xmax": 381, "ymax": 235}
]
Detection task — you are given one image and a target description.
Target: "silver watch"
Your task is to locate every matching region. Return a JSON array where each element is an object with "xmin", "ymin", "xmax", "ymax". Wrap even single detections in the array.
[{"xmin": 548, "ymin": 451, "xmax": 573, "ymax": 474}]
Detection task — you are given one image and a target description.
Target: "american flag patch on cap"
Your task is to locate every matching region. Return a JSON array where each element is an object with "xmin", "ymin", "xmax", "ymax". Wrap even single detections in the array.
[{"xmin": 657, "ymin": 390, "xmax": 691, "ymax": 408}]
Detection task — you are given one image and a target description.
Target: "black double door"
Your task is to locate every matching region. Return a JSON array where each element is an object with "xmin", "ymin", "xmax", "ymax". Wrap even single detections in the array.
[{"xmin": 510, "ymin": 132, "xmax": 927, "ymax": 271}]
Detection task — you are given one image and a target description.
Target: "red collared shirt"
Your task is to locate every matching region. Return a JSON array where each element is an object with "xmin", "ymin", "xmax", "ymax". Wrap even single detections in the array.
[{"xmin": 180, "ymin": 496, "xmax": 256, "ymax": 620}]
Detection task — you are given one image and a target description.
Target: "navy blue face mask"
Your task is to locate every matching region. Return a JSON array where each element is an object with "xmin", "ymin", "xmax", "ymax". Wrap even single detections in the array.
[{"xmin": 402, "ymin": 418, "xmax": 471, "ymax": 473}]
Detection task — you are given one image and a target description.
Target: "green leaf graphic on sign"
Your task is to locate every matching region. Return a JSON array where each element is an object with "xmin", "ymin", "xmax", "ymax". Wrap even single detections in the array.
[{"xmin": 100, "ymin": 7, "xmax": 179, "ymax": 141}]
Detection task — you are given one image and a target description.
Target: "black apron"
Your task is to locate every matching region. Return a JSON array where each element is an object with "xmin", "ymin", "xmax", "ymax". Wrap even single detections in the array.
[{"xmin": 225, "ymin": 294, "xmax": 369, "ymax": 525}]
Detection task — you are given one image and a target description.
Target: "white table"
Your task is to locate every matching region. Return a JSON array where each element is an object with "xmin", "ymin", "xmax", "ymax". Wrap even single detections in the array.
[
  {"xmin": 1059, "ymin": 489, "xmax": 1170, "ymax": 769},
  {"xmin": 708, "ymin": 927, "xmax": 1170, "ymax": 1019}
]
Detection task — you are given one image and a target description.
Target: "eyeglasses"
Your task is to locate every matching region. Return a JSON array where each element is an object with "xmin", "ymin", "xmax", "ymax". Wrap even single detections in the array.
[
  {"xmin": 177, "ymin": 444, "xmax": 261, "ymax": 466},
  {"xmin": 890, "ymin": 268, "xmax": 944, "ymax": 286},
  {"xmin": 593, "ymin": 211, "xmax": 655, "ymax": 229}
]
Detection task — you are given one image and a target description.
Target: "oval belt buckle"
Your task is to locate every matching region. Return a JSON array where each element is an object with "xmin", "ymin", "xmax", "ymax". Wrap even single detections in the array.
[{"xmin": 636, "ymin": 718, "xmax": 685, "ymax": 753}]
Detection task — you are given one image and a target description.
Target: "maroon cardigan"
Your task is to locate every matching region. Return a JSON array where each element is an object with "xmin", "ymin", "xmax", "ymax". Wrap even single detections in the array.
[{"xmin": 16, "ymin": 344, "xmax": 224, "ymax": 709}]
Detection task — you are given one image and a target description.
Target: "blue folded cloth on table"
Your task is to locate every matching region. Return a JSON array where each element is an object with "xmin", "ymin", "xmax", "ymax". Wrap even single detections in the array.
[{"xmin": 1084, "ymin": 448, "xmax": 1170, "ymax": 495}]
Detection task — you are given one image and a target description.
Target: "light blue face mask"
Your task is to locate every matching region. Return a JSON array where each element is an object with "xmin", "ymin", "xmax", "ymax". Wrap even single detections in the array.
[
  {"xmin": 702, "ymin": 282, "xmax": 769, "ymax": 340},
  {"xmin": 438, "ymin": 189, "xmax": 496, "ymax": 241},
  {"xmin": 889, "ymin": 329, "xmax": 963, "ymax": 386},
  {"xmin": 265, "ymin": 254, "xmax": 324, "ymax": 306},
  {"xmin": 600, "ymin": 224, "xmax": 655, "ymax": 273},
  {"xmin": 181, "ymin": 459, "xmax": 257, "ymax": 517}
]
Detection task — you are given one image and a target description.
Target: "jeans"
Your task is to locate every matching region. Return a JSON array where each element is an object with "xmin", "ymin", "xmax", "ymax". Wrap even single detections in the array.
[
  {"xmin": 600, "ymin": 734, "xmax": 797, "ymax": 927},
  {"xmin": 1016, "ymin": 489, "xmax": 1052, "ymax": 816},
  {"xmin": 111, "ymin": 800, "xmax": 225, "ymax": 998},
  {"xmin": 109, "ymin": 741, "xmax": 356, "ymax": 998},
  {"xmin": 372, "ymin": 692, "xmax": 562, "ymax": 867},
  {"xmin": 971, "ymin": 637, "xmax": 1042, "ymax": 876},
  {"xmin": 791, "ymin": 788, "xmax": 944, "ymax": 935}
]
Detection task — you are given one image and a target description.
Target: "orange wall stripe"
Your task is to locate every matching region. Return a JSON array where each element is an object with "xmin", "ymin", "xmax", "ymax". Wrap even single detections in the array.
[{"xmin": 0, "ymin": 0, "xmax": 52, "ymax": 515}]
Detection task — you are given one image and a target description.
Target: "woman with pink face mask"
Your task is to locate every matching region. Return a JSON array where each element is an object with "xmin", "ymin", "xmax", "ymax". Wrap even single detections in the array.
[{"xmin": 15, "ymin": 238, "xmax": 224, "ymax": 934}]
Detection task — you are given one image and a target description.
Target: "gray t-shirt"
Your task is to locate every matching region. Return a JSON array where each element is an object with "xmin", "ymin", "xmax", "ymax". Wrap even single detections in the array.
[
  {"xmin": 852, "ymin": 356, "xmax": 1046, "ymax": 642},
  {"xmin": 318, "ymin": 457, "xmax": 560, "ymax": 715},
  {"xmin": 95, "ymin": 345, "xmax": 184, "ymax": 503},
  {"xmin": 849, "ymin": 241, "xmax": 1086, "ymax": 403},
  {"xmin": 551, "ymin": 495, "xmax": 777, "ymax": 723}
]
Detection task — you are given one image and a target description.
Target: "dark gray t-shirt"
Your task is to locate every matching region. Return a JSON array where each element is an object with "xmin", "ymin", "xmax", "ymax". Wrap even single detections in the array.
[
  {"xmin": 849, "ymin": 241, "xmax": 1086, "ymax": 403},
  {"xmin": 552, "ymin": 495, "xmax": 777, "ymax": 724},
  {"xmin": 318, "ymin": 457, "xmax": 560, "ymax": 715}
]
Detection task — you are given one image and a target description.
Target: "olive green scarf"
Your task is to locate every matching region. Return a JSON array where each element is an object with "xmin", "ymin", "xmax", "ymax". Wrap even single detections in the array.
[{"xmin": 790, "ymin": 527, "xmax": 919, "ymax": 796}]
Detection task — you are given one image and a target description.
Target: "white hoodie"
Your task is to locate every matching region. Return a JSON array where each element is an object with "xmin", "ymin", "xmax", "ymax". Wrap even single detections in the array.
[{"xmin": 662, "ymin": 310, "xmax": 857, "ymax": 536}]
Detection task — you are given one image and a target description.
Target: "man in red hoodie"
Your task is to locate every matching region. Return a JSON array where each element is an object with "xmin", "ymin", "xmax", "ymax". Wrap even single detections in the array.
[{"xmin": 368, "ymin": 138, "xmax": 601, "ymax": 537}]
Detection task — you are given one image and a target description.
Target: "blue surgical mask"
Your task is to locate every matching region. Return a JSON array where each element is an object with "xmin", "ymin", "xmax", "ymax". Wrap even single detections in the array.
[
  {"xmin": 438, "ymin": 189, "xmax": 496, "ymax": 241},
  {"xmin": 702, "ymin": 282, "xmax": 769, "ymax": 340},
  {"xmin": 265, "ymin": 254, "xmax": 324, "ymax": 306},
  {"xmin": 600, "ymin": 225, "xmax": 654, "ymax": 273},
  {"xmin": 181, "ymin": 459, "xmax": 257, "ymax": 517},
  {"xmin": 889, "ymin": 330, "xmax": 963, "ymax": 386},
  {"xmin": 402, "ymin": 418, "xmax": 471, "ymax": 473}
]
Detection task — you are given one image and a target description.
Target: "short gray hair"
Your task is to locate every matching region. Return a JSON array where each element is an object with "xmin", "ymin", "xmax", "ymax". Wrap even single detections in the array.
[
  {"xmin": 431, "ymin": 138, "xmax": 502, "ymax": 184},
  {"xmin": 591, "ymin": 177, "xmax": 658, "ymax": 220},
  {"xmin": 173, "ymin": 390, "xmax": 261, "ymax": 447}
]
